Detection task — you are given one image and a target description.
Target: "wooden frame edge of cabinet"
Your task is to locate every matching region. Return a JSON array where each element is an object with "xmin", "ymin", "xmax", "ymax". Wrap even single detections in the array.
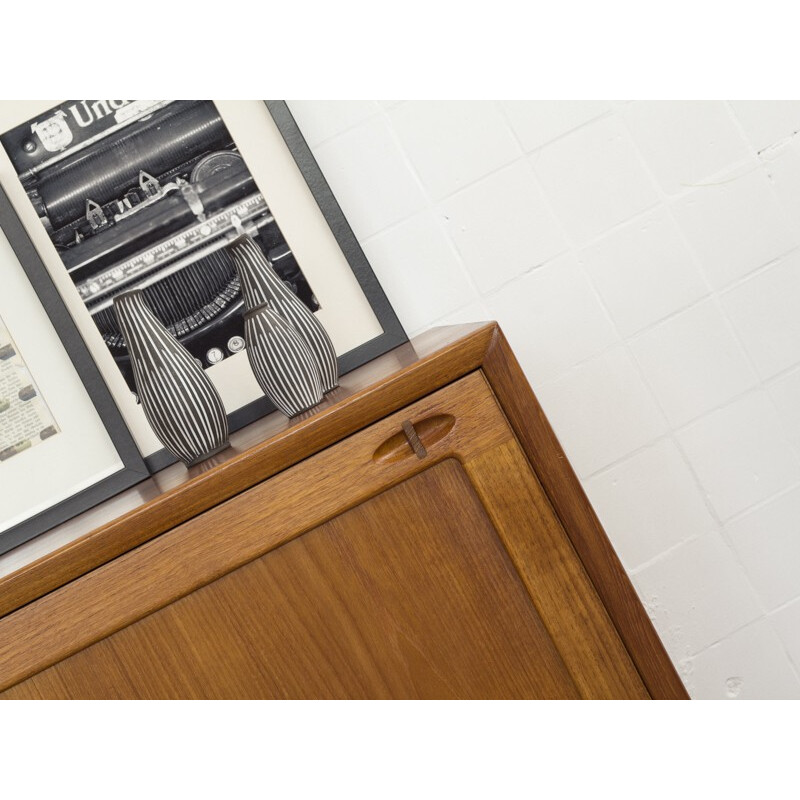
[
  {"xmin": 0, "ymin": 320, "xmax": 690, "ymax": 700},
  {"xmin": 479, "ymin": 326, "xmax": 689, "ymax": 700}
]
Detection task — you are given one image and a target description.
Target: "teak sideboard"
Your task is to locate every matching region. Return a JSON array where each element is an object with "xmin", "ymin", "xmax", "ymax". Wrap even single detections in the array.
[{"xmin": 0, "ymin": 323, "xmax": 688, "ymax": 699}]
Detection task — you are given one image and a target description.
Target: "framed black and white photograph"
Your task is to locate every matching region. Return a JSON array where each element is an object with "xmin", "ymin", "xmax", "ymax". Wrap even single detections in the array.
[
  {"xmin": 0, "ymin": 101, "xmax": 407, "ymax": 470},
  {"xmin": 0, "ymin": 184, "xmax": 148, "ymax": 557}
]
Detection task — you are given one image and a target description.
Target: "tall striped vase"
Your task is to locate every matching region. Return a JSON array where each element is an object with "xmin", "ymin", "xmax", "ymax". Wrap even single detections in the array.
[
  {"xmin": 226, "ymin": 234, "xmax": 339, "ymax": 393},
  {"xmin": 243, "ymin": 302, "xmax": 323, "ymax": 417},
  {"xmin": 113, "ymin": 290, "xmax": 230, "ymax": 466}
]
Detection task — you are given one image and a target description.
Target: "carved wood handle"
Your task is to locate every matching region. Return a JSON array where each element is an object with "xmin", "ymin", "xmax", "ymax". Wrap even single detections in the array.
[{"xmin": 372, "ymin": 414, "xmax": 456, "ymax": 463}]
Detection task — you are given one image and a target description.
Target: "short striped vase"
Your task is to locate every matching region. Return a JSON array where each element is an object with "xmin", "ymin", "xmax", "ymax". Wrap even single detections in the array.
[
  {"xmin": 243, "ymin": 301, "xmax": 323, "ymax": 417},
  {"xmin": 113, "ymin": 290, "xmax": 230, "ymax": 466},
  {"xmin": 227, "ymin": 234, "xmax": 338, "ymax": 393}
]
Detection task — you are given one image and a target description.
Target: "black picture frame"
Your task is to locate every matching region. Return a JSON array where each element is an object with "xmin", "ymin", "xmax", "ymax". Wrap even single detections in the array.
[
  {"xmin": 265, "ymin": 101, "xmax": 408, "ymax": 373},
  {"xmin": 143, "ymin": 101, "xmax": 408, "ymax": 471},
  {"xmin": 0, "ymin": 100, "xmax": 408, "ymax": 476},
  {"xmin": 0, "ymin": 184, "xmax": 149, "ymax": 557}
]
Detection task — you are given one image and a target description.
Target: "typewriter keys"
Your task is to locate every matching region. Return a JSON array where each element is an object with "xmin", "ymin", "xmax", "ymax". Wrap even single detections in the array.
[{"xmin": 1, "ymin": 100, "xmax": 320, "ymax": 397}]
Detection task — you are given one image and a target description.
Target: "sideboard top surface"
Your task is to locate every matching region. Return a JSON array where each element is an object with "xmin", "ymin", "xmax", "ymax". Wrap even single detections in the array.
[
  {"xmin": 0, "ymin": 322, "xmax": 497, "ymax": 614},
  {"xmin": 0, "ymin": 319, "xmax": 689, "ymax": 699}
]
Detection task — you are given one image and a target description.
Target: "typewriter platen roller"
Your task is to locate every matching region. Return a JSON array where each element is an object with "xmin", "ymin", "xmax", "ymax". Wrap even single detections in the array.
[{"xmin": 2, "ymin": 100, "xmax": 318, "ymax": 394}]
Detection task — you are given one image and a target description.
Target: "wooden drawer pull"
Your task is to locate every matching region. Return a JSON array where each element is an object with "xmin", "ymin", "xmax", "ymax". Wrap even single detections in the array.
[
  {"xmin": 372, "ymin": 414, "xmax": 455, "ymax": 463},
  {"xmin": 402, "ymin": 420, "xmax": 427, "ymax": 458}
]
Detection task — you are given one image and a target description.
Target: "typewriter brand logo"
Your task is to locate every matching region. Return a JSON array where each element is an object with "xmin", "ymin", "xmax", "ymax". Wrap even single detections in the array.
[
  {"xmin": 31, "ymin": 111, "xmax": 73, "ymax": 153},
  {"xmin": 66, "ymin": 100, "xmax": 134, "ymax": 129}
]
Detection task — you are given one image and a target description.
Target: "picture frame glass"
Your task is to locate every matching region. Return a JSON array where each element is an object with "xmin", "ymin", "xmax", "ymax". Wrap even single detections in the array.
[
  {"xmin": 0, "ymin": 220, "xmax": 127, "ymax": 537},
  {"xmin": 0, "ymin": 101, "xmax": 398, "ymax": 465}
]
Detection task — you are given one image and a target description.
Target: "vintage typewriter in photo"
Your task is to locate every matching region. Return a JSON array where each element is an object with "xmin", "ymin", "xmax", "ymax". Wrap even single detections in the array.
[{"xmin": 1, "ymin": 100, "xmax": 318, "ymax": 395}]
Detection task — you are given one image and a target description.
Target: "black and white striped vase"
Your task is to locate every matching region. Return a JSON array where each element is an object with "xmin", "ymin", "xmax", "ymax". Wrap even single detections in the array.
[
  {"xmin": 226, "ymin": 234, "xmax": 339, "ymax": 393},
  {"xmin": 243, "ymin": 301, "xmax": 323, "ymax": 417},
  {"xmin": 113, "ymin": 289, "xmax": 230, "ymax": 466}
]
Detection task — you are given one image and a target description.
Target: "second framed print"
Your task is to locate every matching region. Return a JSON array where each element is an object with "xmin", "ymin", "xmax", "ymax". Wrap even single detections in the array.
[
  {"xmin": 0, "ymin": 101, "xmax": 407, "ymax": 470},
  {"xmin": 0, "ymin": 184, "xmax": 148, "ymax": 557}
]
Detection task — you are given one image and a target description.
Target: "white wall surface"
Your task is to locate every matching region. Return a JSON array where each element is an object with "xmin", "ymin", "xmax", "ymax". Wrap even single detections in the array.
[{"xmin": 288, "ymin": 100, "xmax": 800, "ymax": 699}]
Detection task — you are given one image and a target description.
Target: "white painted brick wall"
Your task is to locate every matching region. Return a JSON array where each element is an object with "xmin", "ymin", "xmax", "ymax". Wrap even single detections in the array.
[{"xmin": 288, "ymin": 100, "xmax": 800, "ymax": 699}]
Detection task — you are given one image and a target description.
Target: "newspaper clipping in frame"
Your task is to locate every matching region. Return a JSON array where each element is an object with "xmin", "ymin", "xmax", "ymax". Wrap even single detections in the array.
[{"xmin": 0, "ymin": 315, "xmax": 59, "ymax": 461}]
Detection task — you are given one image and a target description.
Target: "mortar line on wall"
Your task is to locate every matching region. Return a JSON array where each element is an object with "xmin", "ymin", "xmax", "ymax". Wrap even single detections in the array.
[
  {"xmin": 494, "ymin": 100, "xmax": 532, "ymax": 156},
  {"xmin": 711, "ymin": 293, "xmax": 800, "ymax": 468},
  {"xmin": 490, "ymin": 99, "xmax": 580, "ymax": 262},
  {"xmin": 377, "ymin": 102, "xmax": 571, "ymax": 311},
  {"xmin": 763, "ymin": 359, "xmax": 800, "ymax": 390},
  {"xmin": 428, "ymin": 296, "xmax": 491, "ymax": 321},
  {"xmin": 715, "ymin": 284, "xmax": 800, "ymax": 426},
  {"xmin": 693, "ymin": 111, "xmax": 800, "ymax": 473},
  {"xmin": 307, "ymin": 101, "xmax": 492, "ymax": 318},
  {"xmin": 357, "ymin": 207, "xmax": 440, "ymax": 247},
  {"xmin": 768, "ymin": 593, "xmax": 800, "ymax": 619},
  {"xmin": 376, "ymin": 101, "xmax": 618, "ymax": 274},
  {"xmin": 575, "ymin": 107, "xmax": 783, "ymax": 645},
  {"xmin": 375, "ymin": 102, "xmax": 489, "ymax": 303},
  {"xmin": 286, "ymin": 101, "xmax": 384, "ymax": 150},
  {"xmin": 495, "ymin": 100, "xmax": 616, "ymax": 159},
  {"xmin": 665, "ymin": 374, "xmax": 764, "ymax": 433},
  {"xmin": 556, "ymin": 113, "xmax": 685, "ymax": 497},
  {"xmin": 610, "ymin": 109, "xmax": 770, "ymax": 545},
  {"xmin": 303, "ymin": 116, "xmax": 430, "ymax": 246},
  {"xmin": 762, "ymin": 594, "xmax": 800, "ymax": 685},
  {"xmin": 379, "ymin": 101, "xmax": 545, "ymax": 212},
  {"xmin": 617, "ymin": 293, "xmax": 716, "ymax": 345},
  {"xmin": 537, "ymin": 102, "xmax": 797, "ymax": 691},
  {"xmin": 356, "ymin": 162, "xmax": 571, "ymax": 301},
  {"xmin": 579, "ymin": 410, "xmax": 769, "ymax": 488},
  {"xmin": 431, "ymin": 155, "xmax": 542, "ymax": 214},
  {"xmin": 627, "ymin": 530, "xmax": 707, "ymax": 576},
  {"xmin": 715, "ymin": 245, "xmax": 800, "ymax": 295},
  {"xmin": 581, "ymin": 436, "xmax": 800, "ymax": 535},
  {"xmin": 684, "ymin": 610, "xmax": 800, "ymax": 692},
  {"xmin": 579, "ymin": 432, "xmax": 678, "ymax": 481},
  {"xmin": 686, "ymin": 614, "xmax": 767, "ymax": 659},
  {"xmin": 645, "ymin": 163, "xmax": 797, "ymax": 604}
]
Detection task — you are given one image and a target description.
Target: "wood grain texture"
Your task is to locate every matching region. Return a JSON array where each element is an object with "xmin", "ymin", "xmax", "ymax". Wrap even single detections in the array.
[
  {"xmin": 0, "ymin": 323, "xmax": 495, "ymax": 617},
  {"xmin": 0, "ymin": 373, "xmax": 507, "ymax": 691},
  {"xmin": 464, "ymin": 442, "xmax": 647, "ymax": 699},
  {"xmin": 5, "ymin": 462, "xmax": 584, "ymax": 699},
  {"xmin": 479, "ymin": 326, "xmax": 689, "ymax": 700},
  {"xmin": 1, "ymin": 372, "xmax": 646, "ymax": 698},
  {"xmin": 0, "ymin": 321, "xmax": 686, "ymax": 700}
]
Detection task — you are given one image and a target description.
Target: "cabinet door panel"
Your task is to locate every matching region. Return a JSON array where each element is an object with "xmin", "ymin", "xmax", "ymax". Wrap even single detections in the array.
[
  {"xmin": 8, "ymin": 460, "xmax": 580, "ymax": 699},
  {"xmin": 1, "ymin": 372, "xmax": 648, "ymax": 699}
]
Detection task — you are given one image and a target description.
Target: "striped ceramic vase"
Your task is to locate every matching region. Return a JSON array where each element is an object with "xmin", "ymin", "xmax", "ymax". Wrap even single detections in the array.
[
  {"xmin": 113, "ymin": 290, "xmax": 229, "ymax": 466},
  {"xmin": 226, "ymin": 234, "xmax": 338, "ymax": 393},
  {"xmin": 244, "ymin": 302, "xmax": 323, "ymax": 417}
]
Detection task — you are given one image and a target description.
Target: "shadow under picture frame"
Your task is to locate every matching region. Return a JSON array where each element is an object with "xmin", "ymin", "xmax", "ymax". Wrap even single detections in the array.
[
  {"xmin": 0, "ymin": 183, "xmax": 149, "ymax": 557},
  {"xmin": 0, "ymin": 100, "xmax": 408, "ymax": 473}
]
